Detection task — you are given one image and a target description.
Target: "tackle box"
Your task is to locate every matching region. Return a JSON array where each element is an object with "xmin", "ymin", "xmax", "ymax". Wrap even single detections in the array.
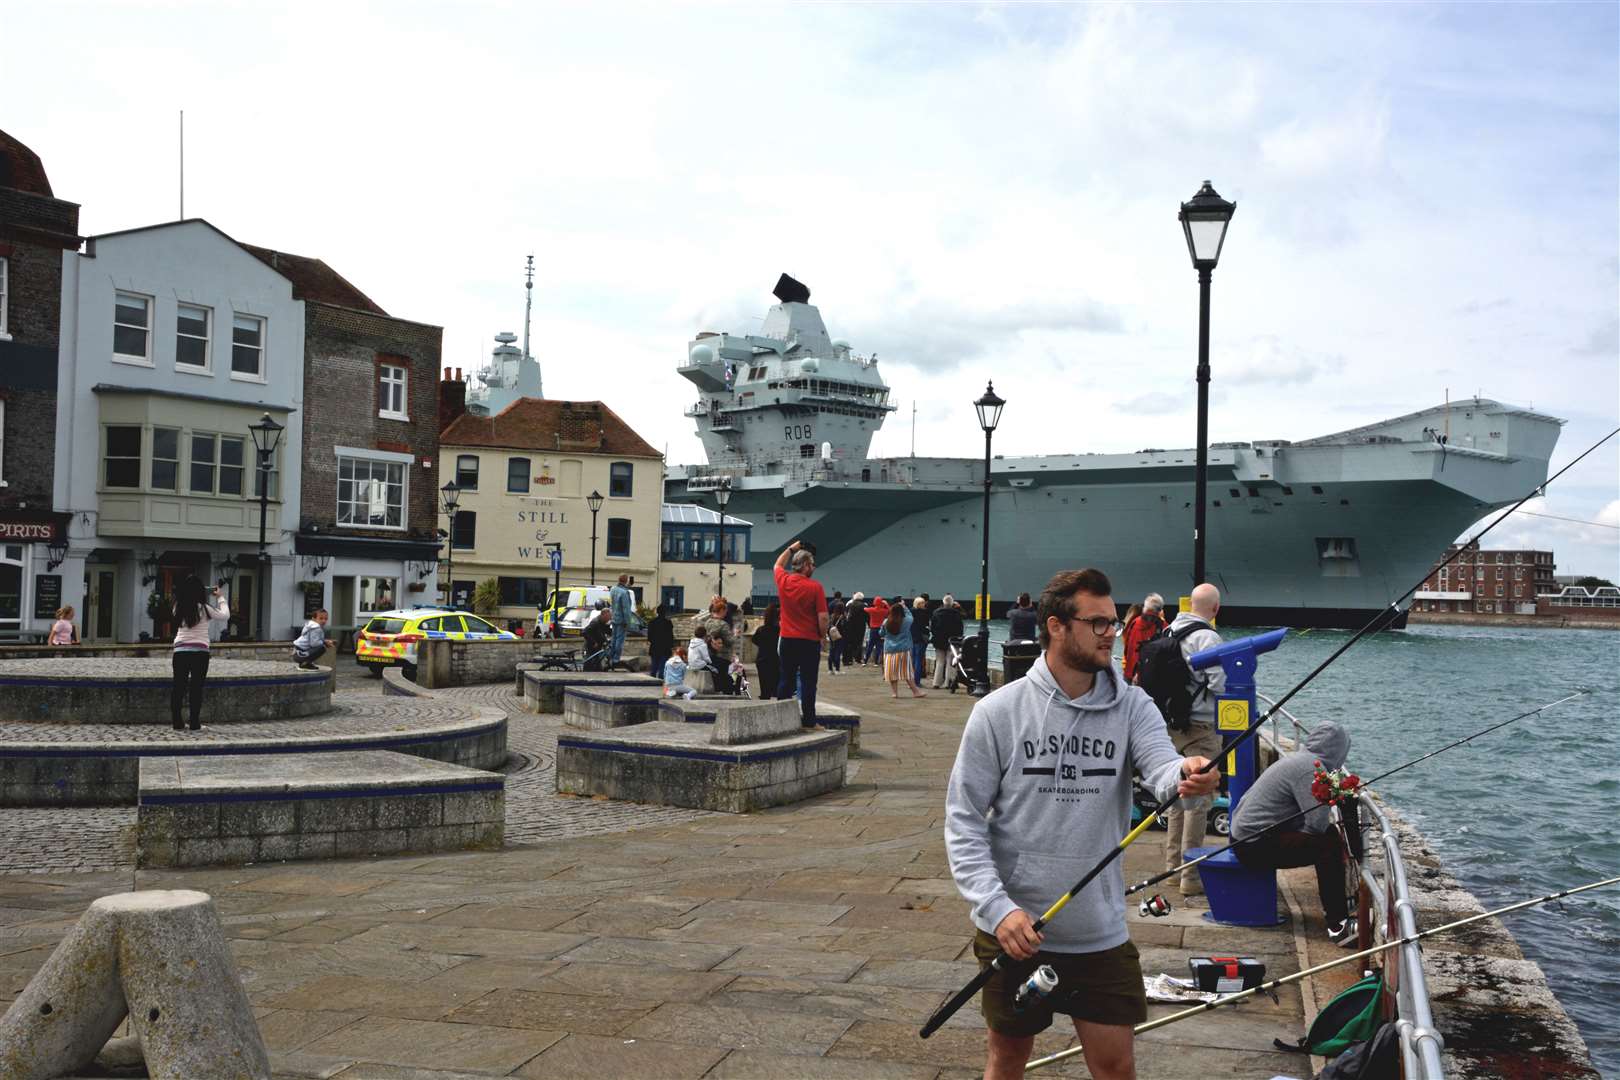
[{"xmin": 1188, "ymin": 956, "xmax": 1266, "ymax": 993}]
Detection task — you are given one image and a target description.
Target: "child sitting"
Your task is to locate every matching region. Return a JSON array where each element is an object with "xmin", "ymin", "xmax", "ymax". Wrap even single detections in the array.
[
  {"xmin": 293, "ymin": 608, "xmax": 329, "ymax": 670},
  {"xmin": 663, "ymin": 642, "xmax": 697, "ymax": 699}
]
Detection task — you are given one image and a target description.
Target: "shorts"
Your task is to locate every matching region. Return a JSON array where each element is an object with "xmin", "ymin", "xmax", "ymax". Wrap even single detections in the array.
[{"xmin": 972, "ymin": 930, "xmax": 1147, "ymax": 1036}]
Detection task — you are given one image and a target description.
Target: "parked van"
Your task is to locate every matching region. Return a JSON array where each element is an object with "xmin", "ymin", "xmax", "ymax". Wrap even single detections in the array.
[{"xmin": 537, "ymin": 586, "xmax": 646, "ymax": 638}]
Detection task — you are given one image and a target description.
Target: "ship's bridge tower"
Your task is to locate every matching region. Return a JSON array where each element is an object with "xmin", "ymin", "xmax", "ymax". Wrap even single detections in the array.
[{"xmin": 680, "ymin": 274, "xmax": 895, "ymax": 471}]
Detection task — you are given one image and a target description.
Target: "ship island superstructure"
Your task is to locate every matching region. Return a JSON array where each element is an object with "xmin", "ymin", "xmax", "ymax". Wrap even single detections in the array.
[{"xmin": 666, "ymin": 275, "xmax": 1564, "ymax": 628}]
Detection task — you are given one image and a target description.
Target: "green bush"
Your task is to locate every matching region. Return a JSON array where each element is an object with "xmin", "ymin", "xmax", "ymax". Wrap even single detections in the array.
[{"xmin": 471, "ymin": 578, "xmax": 502, "ymax": 616}]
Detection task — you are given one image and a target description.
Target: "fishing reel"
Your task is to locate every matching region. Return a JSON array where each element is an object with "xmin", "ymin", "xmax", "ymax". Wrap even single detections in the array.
[
  {"xmin": 1013, "ymin": 964, "xmax": 1059, "ymax": 1013},
  {"xmin": 1139, "ymin": 894, "xmax": 1173, "ymax": 918}
]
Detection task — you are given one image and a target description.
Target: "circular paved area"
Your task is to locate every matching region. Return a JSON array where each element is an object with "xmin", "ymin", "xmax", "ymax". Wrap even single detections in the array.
[
  {"xmin": 0, "ymin": 679, "xmax": 714, "ymax": 874},
  {"xmin": 0, "ymin": 658, "xmax": 324, "ymax": 679},
  {"xmin": 0, "ymin": 696, "xmax": 482, "ymax": 745}
]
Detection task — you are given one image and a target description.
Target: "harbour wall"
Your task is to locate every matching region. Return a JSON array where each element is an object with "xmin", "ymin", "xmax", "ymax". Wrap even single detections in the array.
[
  {"xmin": 1373, "ymin": 796, "xmax": 1600, "ymax": 1078},
  {"xmin": 1406, "ymin": 610, "xmax": 1619, "ymax": 631}
]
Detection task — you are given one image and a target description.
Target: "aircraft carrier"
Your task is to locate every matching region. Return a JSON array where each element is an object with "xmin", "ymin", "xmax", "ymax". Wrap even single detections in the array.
[{"xmin": 665, "ymin": 275, "xmax": 1564, "ymax": 628}]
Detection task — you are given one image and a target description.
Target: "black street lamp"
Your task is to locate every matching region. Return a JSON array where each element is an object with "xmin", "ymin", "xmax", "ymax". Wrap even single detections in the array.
[
  {"xmin": 586, "ymin": 489, "xmax": 604, "ymax": 586},
  {"xmin": 440, "ymin": 480, "xmax": 461, "ymax": 608},
  {"xmin": 249, "ymin": 412, "xmax": 285, "ymax": 641},
  {"xmin": 972, "ymin": 381, "xmax": 1005, "ymax": 698},
  {"xmin": 1178, "ymin": 180, "xmax": 1236, "ymax": 589},
  {"xmin": 714, "ymin": 480, "xmax": 732, "ymax": 601}
]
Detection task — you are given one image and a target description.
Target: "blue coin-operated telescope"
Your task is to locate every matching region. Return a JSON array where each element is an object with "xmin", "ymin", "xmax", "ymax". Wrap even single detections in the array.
[{"xmin": 1186, "ymin": 627, "xmax": 1288, "ymax": 926}]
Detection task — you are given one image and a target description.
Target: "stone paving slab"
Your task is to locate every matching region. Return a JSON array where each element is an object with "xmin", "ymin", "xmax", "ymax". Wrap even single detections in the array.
[{"xmin": 1, "ymin": 670, "xmax": 1331, "ymax": 1078}]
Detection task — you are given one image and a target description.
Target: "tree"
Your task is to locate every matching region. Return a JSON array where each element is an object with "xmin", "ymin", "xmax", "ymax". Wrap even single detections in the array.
[
  {"xmin": 471, "ymin": 578, "xmax": 502, "ymax": 617},
  {"xmin": 1574, "ymin": 576, "xmax": 1616, "ymax": 591}
]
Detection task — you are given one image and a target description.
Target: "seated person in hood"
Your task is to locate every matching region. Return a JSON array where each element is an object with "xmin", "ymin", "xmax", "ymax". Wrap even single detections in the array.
[
  {"xmin": 945, "ymin": 567, "xmax": 1219, "ymax": 1080},
  {"xmin": 1231, "ymin": 721, "xmax": 1364, "ymax": 947}
]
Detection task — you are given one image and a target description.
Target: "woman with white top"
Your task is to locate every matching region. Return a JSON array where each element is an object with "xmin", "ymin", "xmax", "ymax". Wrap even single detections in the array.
[{"xmin": 171, "ymin": 575, "xmax": 229, "ymax": 731}]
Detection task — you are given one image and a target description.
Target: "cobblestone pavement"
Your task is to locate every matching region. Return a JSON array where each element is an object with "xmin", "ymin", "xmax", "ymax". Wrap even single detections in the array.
[
  {"xmin": 0, "ymin": 669, "xmax": 1321, "ymax": 1079},
  {"xmin": 0, "ymin": 657, "xmax": 325, "ymax": 679},
  {"xmin": 0, "ymin": 697, "xmax": 487, "ymax": 744}
]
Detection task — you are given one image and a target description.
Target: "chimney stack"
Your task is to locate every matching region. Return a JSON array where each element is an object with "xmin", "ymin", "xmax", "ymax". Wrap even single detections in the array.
[{"xmin": 439, "ymin": 366, "xmax": 468, "ymax": 431}]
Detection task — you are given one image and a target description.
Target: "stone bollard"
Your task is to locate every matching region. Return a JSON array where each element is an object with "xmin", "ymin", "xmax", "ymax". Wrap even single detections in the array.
[{"xmin": 0, "ymin": 889, "xmax": 270, "ymax": 1080}]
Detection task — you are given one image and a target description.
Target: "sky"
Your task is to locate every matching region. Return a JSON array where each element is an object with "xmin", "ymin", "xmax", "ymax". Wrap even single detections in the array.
[{"xmin": 5, "ymin": 1, "xmax": 1616, "ymax": 576}]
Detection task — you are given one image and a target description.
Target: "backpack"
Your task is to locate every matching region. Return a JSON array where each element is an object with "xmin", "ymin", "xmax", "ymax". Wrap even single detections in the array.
[
  {"xmin": 1312, "ymin": 1022, "xmax": 1399, "ymax": 1080},
  {"xmin": 1275, "ymin": 972, "xmax": 1385, "ymax": 1057},
  {"xmin": 1135, "ymin": 621, "xmax": 1208, "ymax": 732}
]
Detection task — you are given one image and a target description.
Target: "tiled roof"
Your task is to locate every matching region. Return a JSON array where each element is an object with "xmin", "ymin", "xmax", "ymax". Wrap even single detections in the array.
[
  {"xmin": 238, "ymin": 243, "xmax": 387, "ymax": 315},
  {"xmin": 441, "ymin": 398, "xmax": 661, "ymax": 459},
  {"xmin": 0, "ymin": 128, "xmax": 53, "ymax": 196}
]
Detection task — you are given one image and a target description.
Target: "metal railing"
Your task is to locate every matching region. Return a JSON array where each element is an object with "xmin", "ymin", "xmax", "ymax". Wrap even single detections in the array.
[
  {"xmin": 1357, "ymin": 796, "xmax": 1446, "ymax": 1078},
  {"xmin": 1255, "ymin": 691, "xmax": 1444, "ymax": 1078}
]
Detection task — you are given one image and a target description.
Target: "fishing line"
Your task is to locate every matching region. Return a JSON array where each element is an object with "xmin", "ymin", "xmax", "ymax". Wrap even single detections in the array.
[
  {"xmin": 1026, "ymin": 873, "xmax": 1620, "ymax": 1071},
  {"xmin": 918, "ymin": 425, "xmax": 1618, "ymax": 1039},
  {"xmin": 1123, "ymin": 688, "xmax": 1592, "ymax": 899}
]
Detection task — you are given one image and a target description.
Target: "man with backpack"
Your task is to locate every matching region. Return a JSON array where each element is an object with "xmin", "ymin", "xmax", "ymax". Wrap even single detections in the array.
[{"xmin": 1134, "ymin": 583, "xmax": 1225, "ymax": 896}]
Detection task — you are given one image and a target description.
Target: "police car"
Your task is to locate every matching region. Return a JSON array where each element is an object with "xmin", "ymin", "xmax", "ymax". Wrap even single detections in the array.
[
  {"xmin": 536, "ymin": 586, "xmax": 647, "ymax": 638},
  {"xmin": 354, "ymin": 607, "xmax": 517, "ymax": 677}
]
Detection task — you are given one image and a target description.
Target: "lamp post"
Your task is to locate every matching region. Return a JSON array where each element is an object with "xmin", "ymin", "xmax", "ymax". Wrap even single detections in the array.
[
  {"xmin": 587, "ymin": 489, "xmax": 604, "ymax": 586},
  {"xmin": 714, "ymin": 480, "xmax": 732, "ymax": 601},
  {"xmin": 1178, "ymin": 180, "xmax": 1236, "ymax": 589},
  {"xmin": 972, "ymin": 381, "xmax": 1005, "ymax": 698},
  {"xmin": 440, "ymin": 481, "xmax": 461, "ymax": 608},
  {"xmin": 249, "ymin": 412, "xmax": 285, "ymax": 642}
]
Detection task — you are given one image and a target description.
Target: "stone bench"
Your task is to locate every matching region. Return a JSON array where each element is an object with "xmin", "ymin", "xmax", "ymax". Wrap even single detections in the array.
[
  {"xmin": 137, "ymin": 750, "xmax": 504, "ymax": 868},
  {"xmin": 520, "ymin": 670, "xmax": 663, "ymax": 714},
  {"xmin": 656, "ymin": 697, "xmax": 862, "ymax": 753},
  {"xmin": 562, "ymin": 685, "xmax": 669, "ymax": 730},
  {"xmin": 556, "ymin": 698, "xmax": 847, "ymax": 813}
]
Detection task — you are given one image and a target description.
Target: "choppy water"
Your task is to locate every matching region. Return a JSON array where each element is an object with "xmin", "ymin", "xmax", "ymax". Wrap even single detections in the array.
[{"xmin": 982, "ymin": 620, "xmax": 1619, "ymax": 1075}]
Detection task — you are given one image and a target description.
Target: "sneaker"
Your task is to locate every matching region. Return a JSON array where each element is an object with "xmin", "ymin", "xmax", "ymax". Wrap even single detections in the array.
[
  {"xmin": 297, "ymin": 661, "xmax": 318, "ymax": 670},
  {"xmin": 1179, "ymin": 876, "xmax": 1204, "ymax": 897},
  {"xmin": 1328, "ymin": 917, "xmax": 1358, "ymax": 948}
]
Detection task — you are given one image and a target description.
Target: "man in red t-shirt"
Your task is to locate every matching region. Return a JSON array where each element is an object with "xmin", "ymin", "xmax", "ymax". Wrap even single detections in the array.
[{"xmin": 773, "ymin": 540, "xmax": 830, "ymax": 727}]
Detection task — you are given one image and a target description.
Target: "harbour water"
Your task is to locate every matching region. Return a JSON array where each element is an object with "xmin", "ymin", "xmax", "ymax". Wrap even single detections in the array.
[{"xmin": 980, "ymin": 618, "xmax": 1619, "ymax": 1074}]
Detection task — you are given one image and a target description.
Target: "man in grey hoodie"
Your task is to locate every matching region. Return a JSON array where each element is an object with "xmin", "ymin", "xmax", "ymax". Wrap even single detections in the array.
[
  {"xmin": 1162, "ymin": 583, "xmax": 1226, "ymax": 896},
  {"xmin": 1232, "ymin": 721, "xmax": 1362, "ymax": 946},
  {"xmin": 946, "ymin": 568, "xmax": 1219, "ymax": 1080}
]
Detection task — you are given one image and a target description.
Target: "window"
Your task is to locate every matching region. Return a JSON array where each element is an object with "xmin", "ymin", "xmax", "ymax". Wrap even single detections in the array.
[
  {"xmin": 254, "ymin": 447, "xmax": 280, "ymax": 500},
  {"xmin": 463, "ymin": 615, "xmax": 501, "ymax": 635},
  {"xmin": 378, "ymin": 363, "xmax": 408, "ymax": 419},
  {"xmin": 800, "ymin": 444, "xmax": 815, "ymax": 458},
  {"xmin": 455, "ymin": 454, "xmax": 479, "ymax": 490},
  {"xmin": 0, "ymin": 257, "xmax": 8, "ymax": 337},
  {"xmin": 725, "ymin": 531, "xmax": 746, "ymax": 562},
  {"xmin": 662, "ymin": 531, "xmax": 676, "ymax": 559},
  {"xmin": 175, "ymin": 304, "xmax": 211, "ymax": 369},
  {"xmin": 451, "ymin": 510, "xmax": 476, "ymax": 550},
  {"xmin": 104, "ymin": 426, "xmax": 143, "ymax": 488},
  {"xmin": 499, "ymin": 577, "xmax": 549, "ymax": 606},
  {"xmin": 231, "ymin": 313, "xmax": 265, "ymax": 378},
  {"xmin": 114, "ymin": 291, "xmax": 152, "ymax": 362},
  {"xmin": 607, "ymin": 518, "xmax": 631, "ymax": 557},
  {"xmin": 507, "ymin": 457, "xmax": 530, "ymax": 493},
  {"xmin": 219, "ymin": 436, "xmax": 245, "ymax": 495},
  {"xmin": 699, "ymin": 530, "xmax": 717, "ymax": 559},
  {"xmin": 190, "ymin": 433, "xmax": 217, "ymax": 493},
  {"xmin": 337, "ymin": 456, "xmax": 406, "ymax": 529},
  {"xmin": 0, "ymin": 544, "xmax": 22, "ymax": 626},
  {"xmin": 358, "ymin": 576, "xmax": 397, "ymax": 613},
  {"xmin": 151, "ymin": 427, "xmax": 179, "ymax": 490},
  {"xmin": 610, "ymin": 461, "xmax": 633, "ymax": 497},
  {"xmin": 438, "ymin": 615, "xmax": 467, "ymax": 633}
]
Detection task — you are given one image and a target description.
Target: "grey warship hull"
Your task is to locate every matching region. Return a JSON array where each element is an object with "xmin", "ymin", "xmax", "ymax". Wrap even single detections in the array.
[{"xmin": 667, "ymin": 279, "xmax": 1564, "ymax": 628}]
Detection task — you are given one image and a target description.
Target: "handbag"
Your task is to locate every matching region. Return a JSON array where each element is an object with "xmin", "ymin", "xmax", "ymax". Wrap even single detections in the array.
[{"xmin": 828, "ymin": 624, "xmax": 843, "ymax": 642}]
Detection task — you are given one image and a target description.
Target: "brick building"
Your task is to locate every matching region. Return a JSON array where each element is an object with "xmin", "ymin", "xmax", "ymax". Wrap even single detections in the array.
[
  {"xmin": 0, "ymin": 130, "xmax": 80, "ymax": 637},
  {"xmin": 247, "ymin": 246, "xmax": 445, "ymax": 641},
  {"xmin": 1413, "ymin": 543, "xmax": 1557, "ymax": 615}
]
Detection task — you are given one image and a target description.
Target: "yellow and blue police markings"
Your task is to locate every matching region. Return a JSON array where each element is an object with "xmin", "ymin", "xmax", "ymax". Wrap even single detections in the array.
[{"xmin": 355, "ymin": 608, "xmax": 516, "ymax": 672}]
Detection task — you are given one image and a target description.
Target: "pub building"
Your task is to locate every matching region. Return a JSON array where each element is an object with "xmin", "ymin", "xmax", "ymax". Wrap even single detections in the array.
[
  {"xmin": 437, "ymin": 390, "xmax": 663, "ymax": 627},
  {"xmin": 0, "ymin": 129, "xmax": 83, "ymax": 639}
]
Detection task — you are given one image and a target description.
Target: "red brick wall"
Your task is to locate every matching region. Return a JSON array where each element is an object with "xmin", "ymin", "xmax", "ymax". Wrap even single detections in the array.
[{"xmin": 300, "ymin": 303, "xmax": 443, "ymax": 539}]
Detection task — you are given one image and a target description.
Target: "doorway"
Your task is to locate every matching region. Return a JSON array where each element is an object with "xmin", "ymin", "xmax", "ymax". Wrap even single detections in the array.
[
  {"xmin": 660, "ymin": 585, "xmax": 685, "ymax": 613},
  {"xmin": 84, "ymin": 564, "xmax": 118, "ymax": 643}
]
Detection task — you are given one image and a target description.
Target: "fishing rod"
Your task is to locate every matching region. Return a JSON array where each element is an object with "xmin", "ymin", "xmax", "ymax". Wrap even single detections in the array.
[
  {"xmin": 1026, "ymin": 873, "xmax": 1620, "ymax": 1071},
  {"xmin": 919, "ymin": 426, "xmax": 1618, "ymax": 1039},
  {"xmin": 1124, "ymin": 688, "xmax": 1592, "ymax": 900}
]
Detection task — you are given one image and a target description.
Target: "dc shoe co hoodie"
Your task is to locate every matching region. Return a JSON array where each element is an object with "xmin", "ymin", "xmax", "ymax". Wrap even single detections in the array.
[
  {"xmin": 1231, "ymin": 722, "xmax": 1351, "ymax": 841},
  {"xmin": 945, "ymin": 653, "xmax": 1186, "ymax": 954}
]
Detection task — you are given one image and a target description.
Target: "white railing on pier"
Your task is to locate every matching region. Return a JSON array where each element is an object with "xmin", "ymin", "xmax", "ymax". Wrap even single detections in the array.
[{"xmin": 1256, "ymin": 692, "xmax": 1444, "ymax": 1077}]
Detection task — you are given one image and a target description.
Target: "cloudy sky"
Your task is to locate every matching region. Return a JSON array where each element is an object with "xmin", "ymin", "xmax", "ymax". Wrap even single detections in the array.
[{"xmin": 7, "ymin": 2, "xmax": 1616, "ymax": 575}]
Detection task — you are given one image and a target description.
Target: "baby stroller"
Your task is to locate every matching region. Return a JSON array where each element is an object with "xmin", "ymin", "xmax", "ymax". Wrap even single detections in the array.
[
  {"xmin": 945, "ymin": 636, "xmax": 987, "ymax": 693},
  {"xmin": 728, "ymin": 656, "xmax": 751, "ymax": 698}
]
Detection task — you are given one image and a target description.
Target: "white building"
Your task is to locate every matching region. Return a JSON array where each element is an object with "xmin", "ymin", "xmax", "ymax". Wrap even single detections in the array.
[{"xmin": 54, "ymin": 220, "xmax": 305, "ymax": 642}]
